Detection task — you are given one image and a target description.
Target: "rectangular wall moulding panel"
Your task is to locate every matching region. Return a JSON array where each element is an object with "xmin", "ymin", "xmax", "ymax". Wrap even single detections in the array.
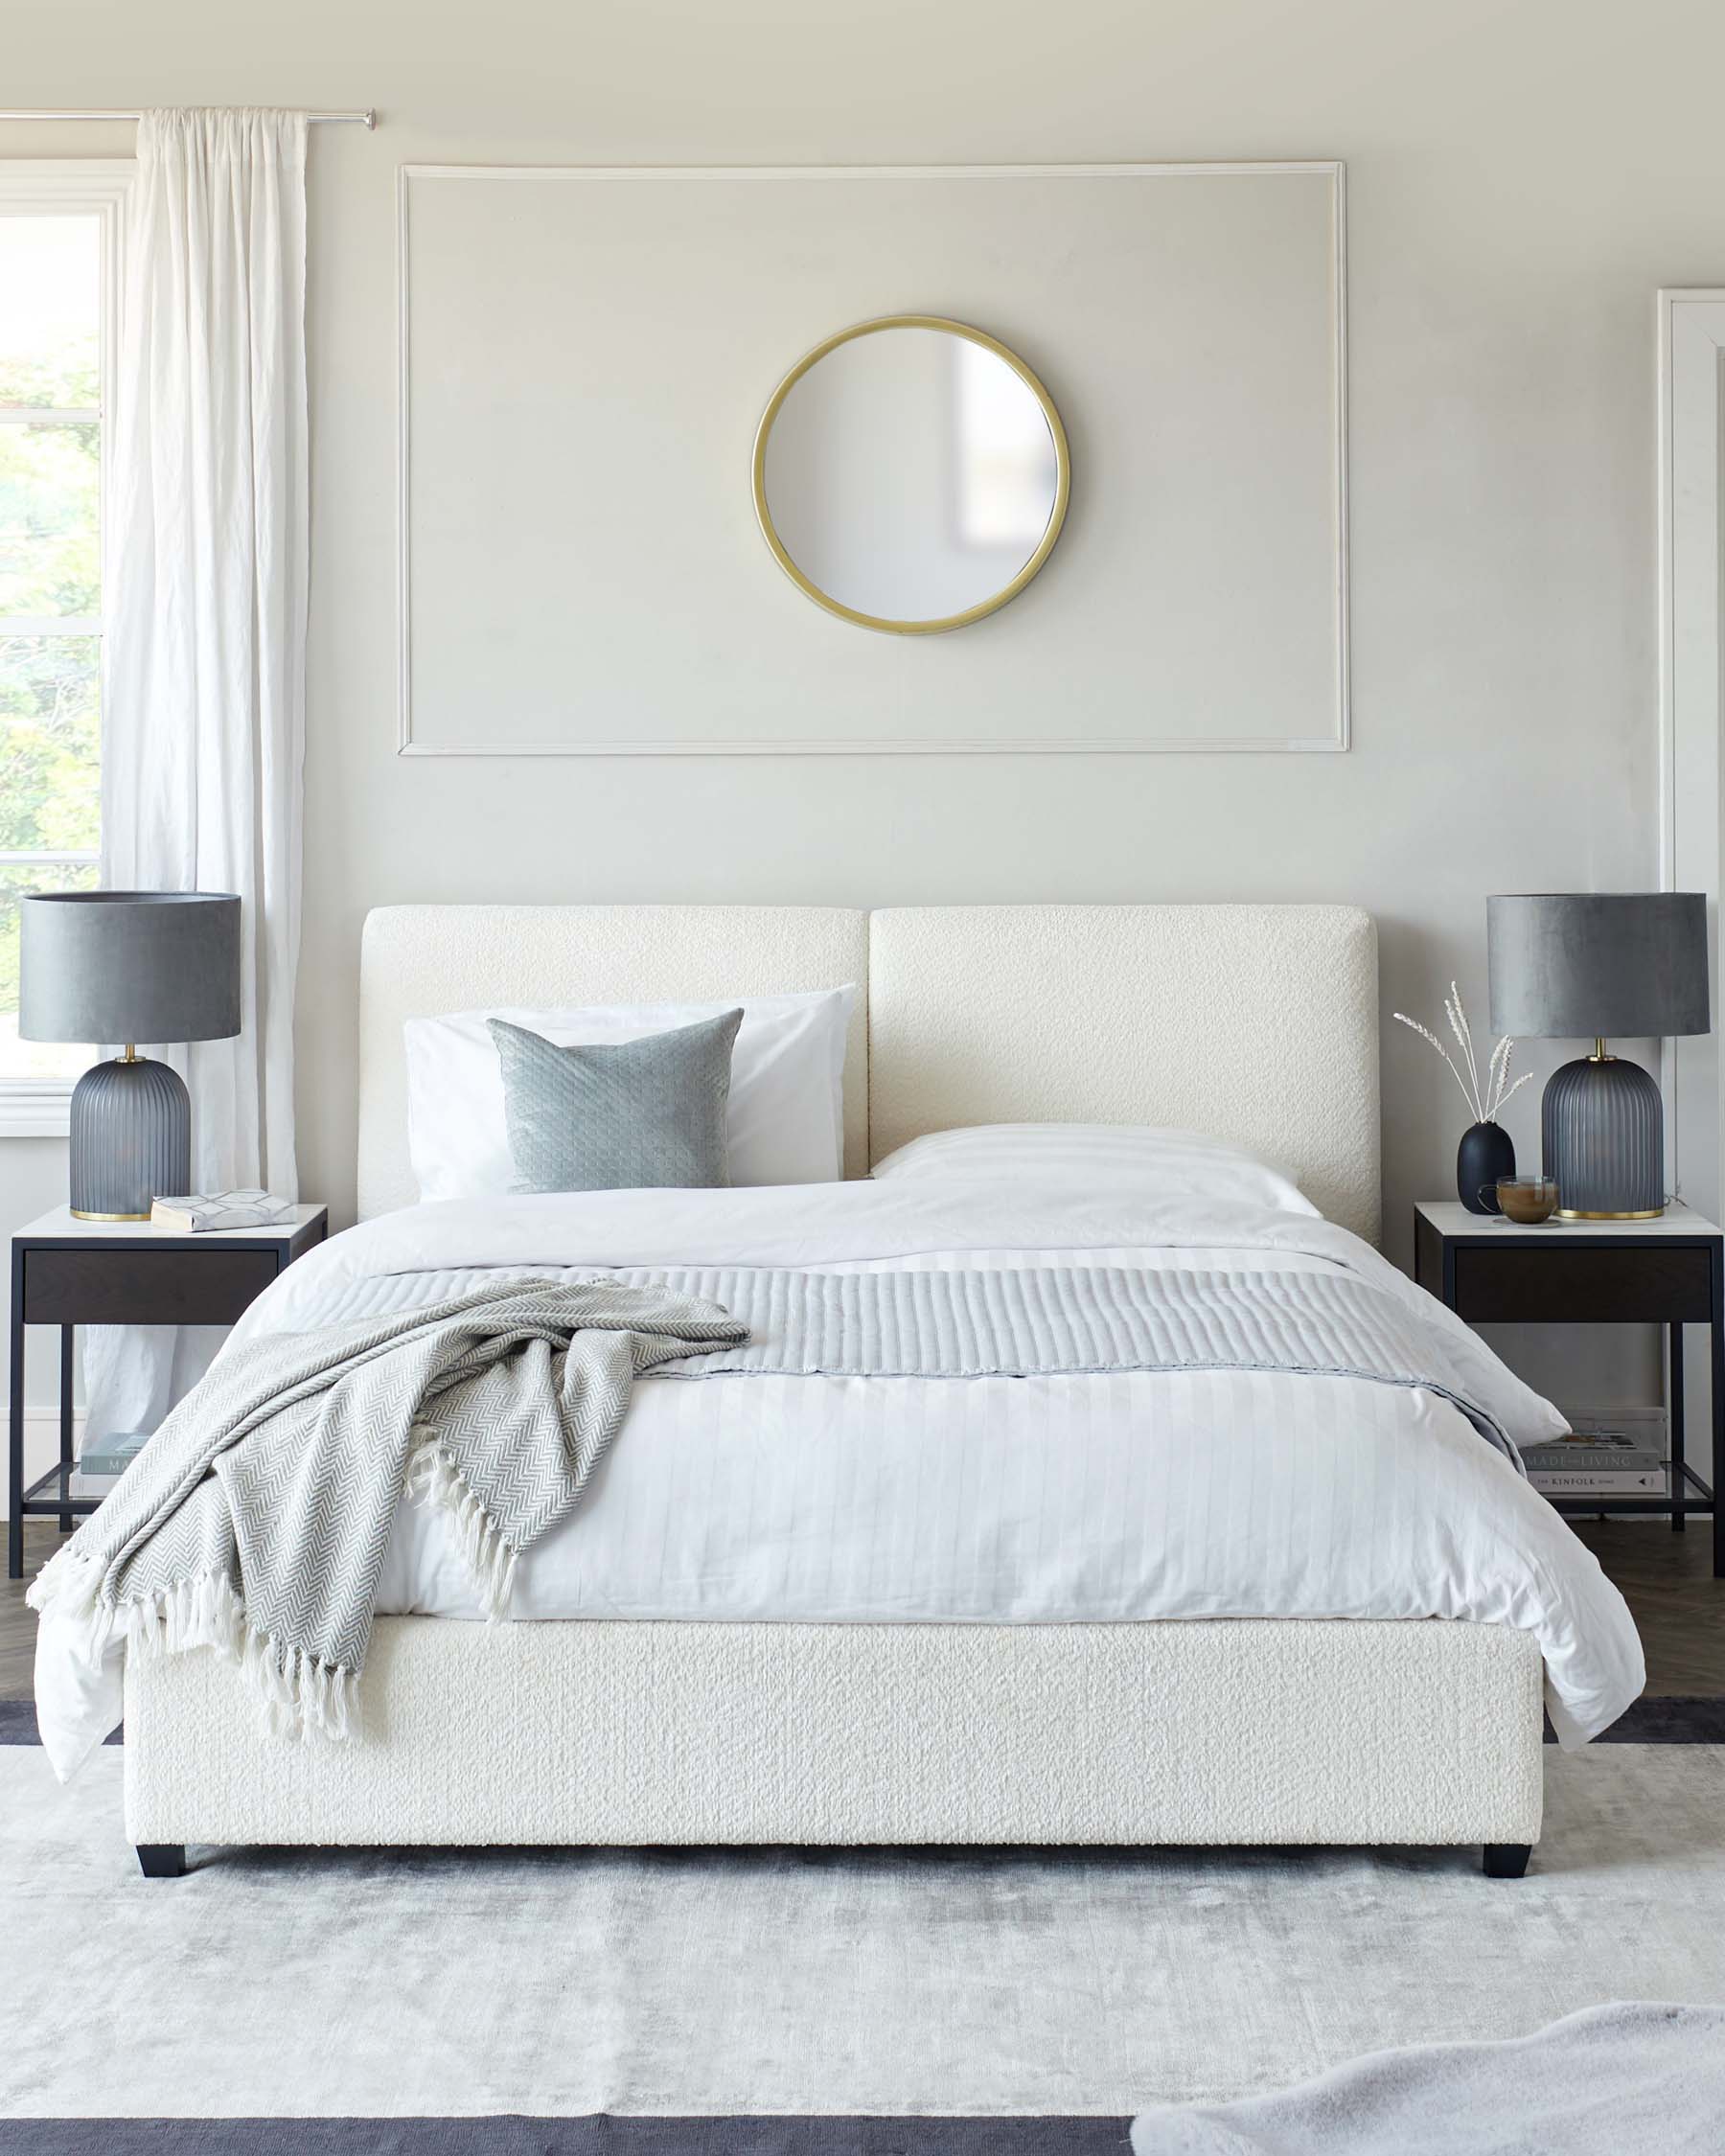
[{"xmin": 398, "ymin": 162, "xmax": 1349, "ymax": 755}]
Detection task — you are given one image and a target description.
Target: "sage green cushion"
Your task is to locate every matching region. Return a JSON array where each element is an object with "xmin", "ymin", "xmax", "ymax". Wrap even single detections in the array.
[{"xmin": 487, "ymin": 1009, "xmax": 743, "ymax": 1192}]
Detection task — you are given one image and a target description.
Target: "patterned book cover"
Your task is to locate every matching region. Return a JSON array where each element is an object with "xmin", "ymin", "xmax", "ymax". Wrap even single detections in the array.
[{"xmin": 149, "ymin": 1190, "xmax": 294, "ymax": 1233}]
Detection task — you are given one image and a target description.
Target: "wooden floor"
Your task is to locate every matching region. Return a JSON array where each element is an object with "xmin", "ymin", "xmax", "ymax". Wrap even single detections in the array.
[
  {"xmin": 1571, "ymin": 1518, "xmax": 1725, "ymax": 1694},
  {"xmin": 3, "ymin": 1522, "xmax": 64, "ymax": 1699},
  {"xmin": 2, "ymin": 1514, "xmax": 1719, "ymax": 1705}
]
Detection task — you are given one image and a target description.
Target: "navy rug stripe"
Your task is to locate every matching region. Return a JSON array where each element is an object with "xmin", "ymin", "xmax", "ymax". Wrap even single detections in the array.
[
  {"xmin": 1542, "ymin": 1695, "xmax": 1725, "ymax": 1743},
  {"xmin": 0, "ymin": 2119, "xmax": 1133, "ymax": 2154},
  {"xmin": 0, "ymin": 1700, "xmax": 121, "ymax": 1746}
]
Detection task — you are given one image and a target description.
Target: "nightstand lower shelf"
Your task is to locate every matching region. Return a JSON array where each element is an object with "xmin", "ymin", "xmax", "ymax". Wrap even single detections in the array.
[
  {"xmin": 1549, "ymin": 1461, "xmax": 1714, "ymax": 1522},
  {"xmin": 19, "ymin": 1459, "xmax": 108, "ymax": 1523}
]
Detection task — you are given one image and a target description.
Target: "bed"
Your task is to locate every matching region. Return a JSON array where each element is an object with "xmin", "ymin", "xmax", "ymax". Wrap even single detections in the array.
[{"xmin": 50, "ymin": 904, "xmax": 1641, "ymax": 1873}]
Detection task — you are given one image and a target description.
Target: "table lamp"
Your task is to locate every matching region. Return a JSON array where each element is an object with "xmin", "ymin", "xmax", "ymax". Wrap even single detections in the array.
[
  {"xmin": 1486, "ymin": 891, "xmax": 1710, "ymax": 1219},
  {"xmin": 19, "ymin": 891, "xmax": 242, "ymax": 1220}
]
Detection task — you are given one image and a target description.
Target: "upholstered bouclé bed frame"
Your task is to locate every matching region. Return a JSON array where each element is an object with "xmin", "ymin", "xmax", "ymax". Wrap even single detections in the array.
[{"xmin": 126, "ymin": 904, "xmax": 1546, "ymax": 1872}]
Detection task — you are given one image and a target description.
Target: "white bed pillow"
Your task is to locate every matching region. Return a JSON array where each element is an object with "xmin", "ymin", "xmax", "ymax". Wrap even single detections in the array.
[
  {"xmin": 406, "ymin": 986, "xmax": 856, "ymax": 1201},
  {"xmin": 869, "ymin": 1123, "xmax": 1318, "ymax": 1216}
]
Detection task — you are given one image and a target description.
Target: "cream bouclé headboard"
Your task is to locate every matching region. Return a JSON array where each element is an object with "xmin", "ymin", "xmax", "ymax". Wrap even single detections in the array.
[
  {"xmin": 867, "ymin": 906, "xmax": 1379, "ymax": 1243},
  {"xmin": 357, "ymin": 902, "xmax": 1380, "ymax": 1243}
]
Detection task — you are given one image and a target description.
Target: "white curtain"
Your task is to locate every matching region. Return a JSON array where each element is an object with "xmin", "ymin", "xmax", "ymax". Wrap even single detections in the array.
[{"xmin": 83, "ymin": 109, "xmax": 309, "ymax": 1443}]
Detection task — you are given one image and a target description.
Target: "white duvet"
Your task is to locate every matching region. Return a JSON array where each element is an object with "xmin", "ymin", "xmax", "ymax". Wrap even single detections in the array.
[{"xmin": 35, "ymin": 1174, "xmax": 1644, "ymax": 1769}]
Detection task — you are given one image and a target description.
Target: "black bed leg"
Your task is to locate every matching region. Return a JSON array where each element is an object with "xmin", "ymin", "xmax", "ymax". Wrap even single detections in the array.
[
  {"xmin": 1483, "ymin": 1843, "xmax": 1530, "ymax": 1879},
  {"xmin": 136, "ymin": 1844, "xmax": 186, "ymax": 1879}
]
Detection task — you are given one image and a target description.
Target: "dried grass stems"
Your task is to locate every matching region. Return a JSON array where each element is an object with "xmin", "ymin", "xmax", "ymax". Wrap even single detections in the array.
[{"xmin": 1393, "ymin": 983, "xmax": 1533, "ymax": 1126}]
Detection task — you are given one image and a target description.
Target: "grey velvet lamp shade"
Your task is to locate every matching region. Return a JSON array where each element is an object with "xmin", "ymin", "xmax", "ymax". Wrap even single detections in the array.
[
  {"xmin": 1486, "ymin": 893, "xmax": 1710, "ymax": 1041},
  {"xmin": 18, "ymin": 892, "xmax": 242, "ymax": 1220},
  {"xmin": 1485, "ymin": 892, "xmax": 1711, "ymax": 1220},
  {"xmin": 19, "ymin": 891, "xmax": 242, "ymax": 1045}
]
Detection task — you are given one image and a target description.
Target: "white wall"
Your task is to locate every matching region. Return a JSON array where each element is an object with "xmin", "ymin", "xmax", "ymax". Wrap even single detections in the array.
[
  {"xmin": 402, "ymin": 163, "xmax": 1342, "ymax": 750},
  {"xmin": 7, "ymin": 0, "xmax": 1722, "ymax": 1420}
]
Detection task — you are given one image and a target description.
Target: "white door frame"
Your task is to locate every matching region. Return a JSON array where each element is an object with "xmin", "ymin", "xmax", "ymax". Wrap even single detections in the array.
[
  {"xmin": 1658, "ymin": 289, "xmax": 1725, "ymax": 1458},
  {"xmin": 1658, "ymin": 289, "xmax": 1725, "ymax": 1225}
]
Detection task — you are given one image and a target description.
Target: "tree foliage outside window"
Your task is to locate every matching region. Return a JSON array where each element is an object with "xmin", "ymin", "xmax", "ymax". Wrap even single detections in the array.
[{"xmin": 0, "ymin": 211, "xmax": 104, "ymax": 1082}]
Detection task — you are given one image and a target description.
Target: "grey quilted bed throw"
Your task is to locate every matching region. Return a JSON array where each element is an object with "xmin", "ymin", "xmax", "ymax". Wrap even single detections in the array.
[
  {"xmin": 632, "ymin": 1264, "xmax": 1524, "ymax": 1463},
  {"xmin": 26, "ymin": 1278, "xmax": 747, "ymax": 1743}
]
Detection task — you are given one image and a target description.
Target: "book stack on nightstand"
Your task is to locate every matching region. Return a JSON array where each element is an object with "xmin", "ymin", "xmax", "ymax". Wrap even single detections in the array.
[
  {"xmin": 1522, "ymin": 1407, "xmax": 1669, "ymax": 1501},
  {"xmin": 73, "ymin": 1427, "xmax": 152, "ymax": 1489},
  {"xmin": 1414, "ymin": 1199, "xmax": 1721, "ymax": 1576}
]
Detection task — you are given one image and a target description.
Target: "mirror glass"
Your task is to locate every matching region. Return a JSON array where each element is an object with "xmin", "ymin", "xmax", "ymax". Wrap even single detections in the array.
[{"xmin": 753, "ymin": 317, "xmax": 1069, "ymax": 633}]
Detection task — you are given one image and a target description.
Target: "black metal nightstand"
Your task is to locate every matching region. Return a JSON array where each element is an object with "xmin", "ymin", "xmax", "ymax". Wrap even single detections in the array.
[
  {"xmin": 1414, "ymin": 1199, "xmax": 1722, "ymax": 1575},
  {"xmin": 8, "ymin": 1204, "xmax": 328, "ymax": 1578}
]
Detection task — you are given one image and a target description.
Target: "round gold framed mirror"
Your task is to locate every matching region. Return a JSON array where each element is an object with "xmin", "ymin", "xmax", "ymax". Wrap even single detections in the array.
[{"xmin": 751, "ymin": 314, "xmax": 1070, "ymax": 635}]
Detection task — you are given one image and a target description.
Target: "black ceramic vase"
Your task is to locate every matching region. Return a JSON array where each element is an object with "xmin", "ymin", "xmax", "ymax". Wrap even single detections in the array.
[{"xmin": 1458, "ymin": 1120, "xmax": 1515, "ymax": 1215}]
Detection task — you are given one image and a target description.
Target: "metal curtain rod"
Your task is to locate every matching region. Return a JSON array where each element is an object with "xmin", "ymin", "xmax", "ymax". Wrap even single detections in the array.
[{"xmin": 0, "ymin": 109, "xmax": 376, "ymax": 127}]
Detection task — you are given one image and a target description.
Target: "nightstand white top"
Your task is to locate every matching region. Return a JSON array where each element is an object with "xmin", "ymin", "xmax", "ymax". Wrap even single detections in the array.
[
  {"xmin": 12, "ymin": 1204, "xmax": 327, "ymax": 1245},
  {"xmin": 1416, "ymin": 1199, "xmax": 1721, "ymax": 1240}
]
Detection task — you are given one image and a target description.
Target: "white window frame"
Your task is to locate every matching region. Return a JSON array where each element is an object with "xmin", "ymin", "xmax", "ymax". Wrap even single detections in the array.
[{"xmin": 0, "ymin": 161, "xmax": 130, "ymax": 1136}]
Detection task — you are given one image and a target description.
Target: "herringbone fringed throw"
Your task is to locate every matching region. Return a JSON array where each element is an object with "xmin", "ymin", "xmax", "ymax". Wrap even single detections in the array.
[{"xmin": 27, "ymin": 1278, "xmax": 746, "ymax": 1742}]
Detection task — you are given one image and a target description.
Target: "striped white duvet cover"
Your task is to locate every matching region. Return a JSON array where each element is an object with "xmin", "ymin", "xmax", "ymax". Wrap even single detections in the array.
[{"xmin": 213, "ymin": 1177, "xmax": 1643, "ymax": 1747}]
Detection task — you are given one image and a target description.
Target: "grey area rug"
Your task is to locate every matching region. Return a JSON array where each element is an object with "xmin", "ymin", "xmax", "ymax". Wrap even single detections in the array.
[
  {"xmin": 1129, "ymin": 2001, "xmax": 1725, "ymax": 2155},
  {"xmin": 3, "ymin": 1742, "xmax": 1724, "ymax": 2122}
]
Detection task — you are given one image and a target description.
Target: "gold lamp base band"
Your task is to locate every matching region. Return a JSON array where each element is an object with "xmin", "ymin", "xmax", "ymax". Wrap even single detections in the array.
[
  {"xmin": 70, "ymin": 1206, "xmax": 153, "ymax": 1223},
  {"xmin": 1554, "ymin": 1205, "xmax": 1666, "ymax": 1222}
]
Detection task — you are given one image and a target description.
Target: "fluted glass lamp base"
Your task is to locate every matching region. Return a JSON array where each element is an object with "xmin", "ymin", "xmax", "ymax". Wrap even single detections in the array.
[
  {"xmin": 68, "ymin": 1055, "xmax": 192, "ymax": 1222},
  {"xmin": 1541, "ymin": 1053, "xmax": 1665, "ymax": 1220}
]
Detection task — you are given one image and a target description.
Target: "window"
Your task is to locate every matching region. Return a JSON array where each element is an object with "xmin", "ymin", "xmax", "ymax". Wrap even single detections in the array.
[{"xmin": 0, "ymin": 166, "xmax": 126, "ymax": 1130}]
